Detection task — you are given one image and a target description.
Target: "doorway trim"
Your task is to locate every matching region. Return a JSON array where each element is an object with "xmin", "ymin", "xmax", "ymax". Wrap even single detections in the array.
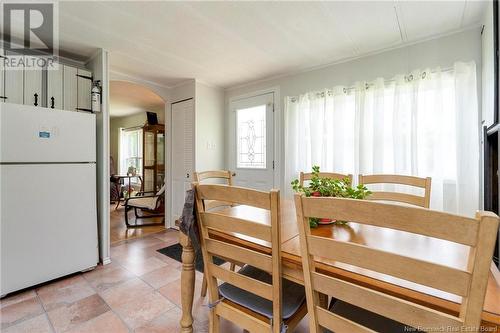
[{"xmin": 227, "ymin": 86, "xmax": 281, "ymax": 191}]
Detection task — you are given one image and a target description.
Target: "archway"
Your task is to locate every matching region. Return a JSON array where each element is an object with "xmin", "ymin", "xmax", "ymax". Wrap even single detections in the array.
[{"xmin": 109, "ymin": 80, "xmax": 167, "ymax": 244}]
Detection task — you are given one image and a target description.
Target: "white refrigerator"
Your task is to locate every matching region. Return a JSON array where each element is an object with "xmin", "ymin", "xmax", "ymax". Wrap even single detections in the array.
[{"xmin": 0, "ymin": 104, "xmax": 99, "ymax": 296}]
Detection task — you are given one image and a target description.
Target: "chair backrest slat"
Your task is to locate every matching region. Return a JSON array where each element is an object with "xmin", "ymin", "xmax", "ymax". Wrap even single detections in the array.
[
  {"xmin": 202, "ymin": 212, "xmax": 272, "ymax": 242},
  {"xmin": 300, "ymin": 172, "xmax": 353, "ymax": 187},
  {"xmin": 294, "ymin": 194, "xmax": 499, "ymax": 332},
  {"xmin": 359, "ymin": 174, "xmax": 432, "ymax": 208},
  {"xmin": 205, "ymin": 238, "xmax": 273, "ymax": 273},
  {"xmin": 311, "ymin": 272, "xmax": 463, "ymax": 329},
  {"xmin": 208, "ymin": 263, "xmax": 274, "ymax": 300},
  {"xmin": 197, "ymin": 184, "xmax": 271, "ymax": 210},
  {"xmin": 194, "ymin": 183, "xmax": 282, "ymax": 331},
  {"xmin": 308, "ymin": 235, "xmax": 471, "ymax": 296},
  {"xmin": 301, "ymin": 196, "xmax": 478, "ymax": 246}
]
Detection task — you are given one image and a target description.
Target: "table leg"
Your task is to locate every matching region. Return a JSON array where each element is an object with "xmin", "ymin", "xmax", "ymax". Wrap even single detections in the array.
[{"xmin": 180, "ymin": 233, "xmax": 195, "ymax": 333}]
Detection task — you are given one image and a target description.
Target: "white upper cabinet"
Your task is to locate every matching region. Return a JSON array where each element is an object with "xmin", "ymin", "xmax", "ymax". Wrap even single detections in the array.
[
  {"xmin": 4, "ymin": 52, "xmax": 24, "ymax": 105},
  {"xmin": 77, "ymin": 68, "xmax": 92, "ymax": 112},
  {"xmin": 46, "ymin": 65, "xmax": 63, "ymax": 109},
  {"xmin": 63, "ymin": 65, "xmax": 78, "ymax": 111},
  {"xmin": 23, "ymin": 57, "xmax": 43, "ymax": 107},
  {"xmin": 1, "ymin": 57, "xmax": 91, "ymax": 111},
  {"xmin": 0, "ymin": 49, "xmax": 5, "ymax": 103}
]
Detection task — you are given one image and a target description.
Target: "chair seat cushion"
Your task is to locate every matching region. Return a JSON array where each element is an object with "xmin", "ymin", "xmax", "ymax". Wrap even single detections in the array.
[
  {"xmin": 218, "ymin": 265, "xmax": 305, "ymax": 320},
  {"xmin": 329, "ymin": 300, "xmax": 422, "ymax": 333},
  {"xmin": 127, "ymin": 196, "xmax": 157, "ymax": 210}
]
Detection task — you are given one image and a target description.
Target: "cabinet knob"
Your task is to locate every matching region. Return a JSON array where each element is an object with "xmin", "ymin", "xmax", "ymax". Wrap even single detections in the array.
[
  {"xmin": 186, "ymin": 173, "xmax": 190, "ymax": 179},
  {"xmin": 50, "ymin": 97, "xmax": 55, "ymax": 109},
  {"xmin": 34, "ymin": 93, "xmax": 38, "ymax": 106}
]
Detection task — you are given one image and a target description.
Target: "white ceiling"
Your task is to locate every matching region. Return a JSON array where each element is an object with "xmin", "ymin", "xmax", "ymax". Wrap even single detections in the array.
[
  {"xmin": 14, "ymin": 1, "xmax": 490, "ymax": 88},
  {"xmin": 109, "ymin": 80, "xmax": 164, "ymax": 117}
]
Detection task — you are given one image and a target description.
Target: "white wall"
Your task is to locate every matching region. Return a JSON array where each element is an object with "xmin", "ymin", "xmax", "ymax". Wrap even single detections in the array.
[
  {"xmin": 225, "ymin": 28, "xmax": 483, "ymax": 190},
  {"xmin": 195, "ymin": 81, "xmax": 225, "ymax": 171}
]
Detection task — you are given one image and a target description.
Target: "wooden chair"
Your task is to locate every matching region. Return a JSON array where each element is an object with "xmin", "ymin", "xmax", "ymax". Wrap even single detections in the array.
[
  {"xmin": 193, "ymin": 170, "xmax": 236, "ymax": 297},
  {"xmin": 299, "ymin": 172, "xmax": 353, "ymax": 187},
  {"xmin": 359, "ymin": 174, "xmax": 432, "ymax": 208},
  {"xmin": 194, "ymin": 184, "xmax": 307, "ymax": 333},
  {"xmin": 193, "ymin": 170, "xmax": 233, "ymax": 211},
  {"xmin": 294, "ymin": 194, "xmax": 499, "ymax": 332}
]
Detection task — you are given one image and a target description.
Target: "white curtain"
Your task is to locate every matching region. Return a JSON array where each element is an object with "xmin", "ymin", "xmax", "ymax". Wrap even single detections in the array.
[{"xmin": 284, "ymin": 61, "xmax": 479, "ymax": 217}]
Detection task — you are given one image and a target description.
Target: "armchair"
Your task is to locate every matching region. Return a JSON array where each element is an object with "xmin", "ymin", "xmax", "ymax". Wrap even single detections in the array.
[{"xmin": 124, "ymin": 184, "xmax": 165, "ymax": 228}]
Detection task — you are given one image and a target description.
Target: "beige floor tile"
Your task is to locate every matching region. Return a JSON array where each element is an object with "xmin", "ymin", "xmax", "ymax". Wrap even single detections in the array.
[
  {"xmin": 46, "ymin": 294, "xmax": 109, "ymax": 333},
  {"xmin": 83, "ymin": 265, "xmax": 134, "ymax": 292},
  {"xmin": 0, "ymin": 290, "xmax": 37, "ymax": 309},
  {"xmin": 158, "ymin": 276, "xmax": 205, "ymax": 307},
  {"xmin": 64, "ymin": 311, "xmax": 128, "ymax": 333},
  {"xmin": 0, "ymin": 296, "xmax": 44, "ymax": 328},
  {"xmin": 111, "ymin": 291, "xmax": 175, "ymax": 329},
  {"xmin": 1, "ymin": 314, "xmax": 53, "ymax": 333},
  {"xmin": 140, "ymin": 265, "xmax": 181, "ymax": 289},
  {"xmin": 36, "ymin": 275, "xmax": 95, "ymax": 311},
  {"xmin": 152, "ymin": 230, "xmax": 179, "ymax": 244},
  {"xmin": 100, "ymin": 278, "xmax": 153, "ymax": 308},
  {"xmin": 119, "ymin": 256, "xmax": 167, "ymax": 276},
  {"xmin": 134, "ymin": 306, "xmax": 182, "ymax": 333}
]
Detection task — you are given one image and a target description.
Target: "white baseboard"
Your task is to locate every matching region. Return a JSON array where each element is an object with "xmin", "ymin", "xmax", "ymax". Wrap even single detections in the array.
[{"xmin": 101, "ymin": 257, "xmax": 112, "ymax": 265}]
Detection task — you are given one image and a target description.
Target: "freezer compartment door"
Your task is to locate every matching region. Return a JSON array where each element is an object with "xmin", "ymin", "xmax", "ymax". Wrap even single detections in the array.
[
  {"xmin": 1, "ymin": 163, "xmax": 98, "ymax": 295},
  {"xmin": 0, "ymin": 103, "xmax": 96, "ymax": 163}
]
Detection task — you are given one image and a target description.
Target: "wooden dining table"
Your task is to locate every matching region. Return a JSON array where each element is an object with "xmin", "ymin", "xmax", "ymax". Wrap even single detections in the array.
[{"xmin": 178, "ymin": 200, "xmax": 500, "ymax": 332}]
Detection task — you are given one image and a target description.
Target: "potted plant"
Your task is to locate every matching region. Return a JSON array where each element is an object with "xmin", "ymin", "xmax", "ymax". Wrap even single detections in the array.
[{"xmin": 291, "ymin": 166, "xmax": 371, "ymax": 228}]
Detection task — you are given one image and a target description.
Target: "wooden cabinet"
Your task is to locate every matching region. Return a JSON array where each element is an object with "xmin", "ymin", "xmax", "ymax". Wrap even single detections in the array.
[
  {"xmin": 77, "ymin": 68, "xmax": 92, "ymax": 112},
  {"xmin": 0, "ymin": 58, "xmax": 91, "ymax": 111},
  {"xmin": 63, "ymin": 65, "xmax": 78, "ymax": 111},
  {"xmin": 4, "ymin": 52, "xmax": 24, "ymax": 105},
  {"xmin": 0, "ymin": 49, "xmax": 5, "ymax": 103},
  {"xmin": 142, "ymin": 124, "xmax": 165, "ymax": 192},
  {"xmin": 23, "ymin": 57, "xmax": 43, "ymax": 107},
  {"xmin": 46, "ymin": 65, "xmax": 63, "ymax": 109}
]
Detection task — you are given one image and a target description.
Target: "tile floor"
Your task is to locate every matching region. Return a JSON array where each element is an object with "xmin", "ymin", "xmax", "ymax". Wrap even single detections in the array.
[{"xmin": 1, "ymin": 229, "xmax": 310, "ymax": 332}]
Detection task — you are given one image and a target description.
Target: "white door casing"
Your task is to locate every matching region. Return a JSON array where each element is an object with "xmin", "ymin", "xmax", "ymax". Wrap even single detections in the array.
[
  {"xmin": 229, "ymin": 92, "xmax": 274, "ymax": 191},
  {"xmin": 171, "ymin": 98, "xmax": 195, "ymax": 223}
]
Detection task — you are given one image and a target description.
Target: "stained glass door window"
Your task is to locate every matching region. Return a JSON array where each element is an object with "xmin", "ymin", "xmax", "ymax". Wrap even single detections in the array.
[{"xmin": 236, "ymin": 105, "xmax": 266, "ymax": 169}]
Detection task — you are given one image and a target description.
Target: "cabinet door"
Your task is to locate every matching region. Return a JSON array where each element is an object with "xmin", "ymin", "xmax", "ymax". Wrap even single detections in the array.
[
  {"xmin": 171, "ymin": 99, "xmax": 194, "ymax": 222},
  {"xmin": 46, "ymin": 65, "xmax": 63, "ymax": 109},
  {"xmin": 63, "ymin": 65, "xmax": 77, "ymax": 111},
  {"xmin": 23, "ymin": 57, "xmax": 43, "ymax": 107},
  {"xmin": 0, "ymin": 48, "xmax": 5, "ymax": 102},
  {"xmin": 4, "ymin": 53, "xmax": 24, "ymax": 105},
  {"xmin": 77, "ymin": 68, "xmax": 92, "ymax": 112}
]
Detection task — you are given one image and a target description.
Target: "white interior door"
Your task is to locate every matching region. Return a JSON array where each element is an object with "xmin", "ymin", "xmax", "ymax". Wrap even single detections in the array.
[
  {"xmin": 171, "ymin": 99, "xmax": 194, "ymax": 222},
  {"xmin": 229, "ymin": 93, "xmax": 274, "ymax": 190}
]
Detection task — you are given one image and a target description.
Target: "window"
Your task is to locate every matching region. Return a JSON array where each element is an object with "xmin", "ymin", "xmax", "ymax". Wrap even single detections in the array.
[
  {"xmin": 119, "ymin": 128, "xmax": 143, "ymax": 183},
  {"xmin": 285, "ymin": 62, "xmax": 479, "ymax": 216},
  {"xmin": 236, "ymin": 105, "xmax": 266, "ymax": 169}
]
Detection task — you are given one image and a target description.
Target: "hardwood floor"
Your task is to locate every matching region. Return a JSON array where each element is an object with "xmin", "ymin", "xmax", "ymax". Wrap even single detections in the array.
[{"xmin": 110, "ymin": 204, "xmax": 166, "ymax": 244}]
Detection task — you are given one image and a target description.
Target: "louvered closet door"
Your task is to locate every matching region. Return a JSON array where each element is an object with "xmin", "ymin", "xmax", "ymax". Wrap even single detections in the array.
[{"xmin": 171, "ymin": 98, "xmax": 194, "ymax": 223}]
